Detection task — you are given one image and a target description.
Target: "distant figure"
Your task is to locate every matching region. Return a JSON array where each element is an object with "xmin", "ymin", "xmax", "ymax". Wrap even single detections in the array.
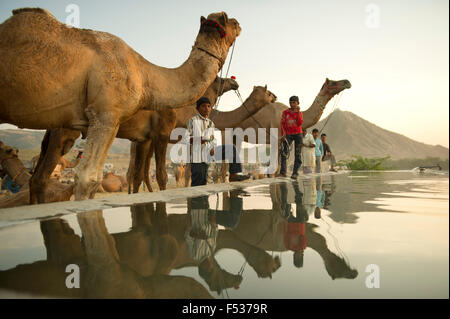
[
  {"xmin": 301, "ymin": 128, "xmax": 315, "ymax": 174},
  {"xmin": 321, "ymin": 133, "xmax": 337, "ymax": 172},
  {"xmin": 312, "ymin": 129, "xmax": 323, "ymax": 173},
  {"xmin": 279, "ymin": 95, "xmax": 303, "ymax": 179}
]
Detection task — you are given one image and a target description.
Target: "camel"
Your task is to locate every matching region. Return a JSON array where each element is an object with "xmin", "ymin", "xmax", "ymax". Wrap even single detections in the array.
[
  {"xmin": 237, "ymin": 78, "xmax": 351, "ymax": 142},
  {"xmin": 174, "ymin": 163, "xmax": 186, "ymax": 188},
  {"xmin": 0, "ymin": 8, "xmax": 241, "ymax": 200},
  {"xmin": 100, "ymin": 172, "xmax": 128, "ymax": 192},
  {"xmin": 28, "ymin": 76, "xmax": 238, "ymax": 202},
  {"xmin": 125, "ymin": 76, "xmax": 240, "ymax": 193},
  {"xmin": 129, "ymin": 85, "xmax": 277, "ymax": 192},
  {"xmin": 234, "ymin": 78, "xmax": 351, "ymax": 175},
  {"xmin": 0, "ymin": 141, "xmax": 73, "ymax": 208}
]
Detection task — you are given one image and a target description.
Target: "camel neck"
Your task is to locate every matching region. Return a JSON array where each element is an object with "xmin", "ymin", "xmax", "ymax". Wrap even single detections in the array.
[
  {"xmin": 137, "ymin": 34, "xmax": 230, "ymax": 112},
  {"xmin": 1, "ymin": 158, "xmax": 31, "ymax": 187},
  {"xmin": 302, "ymin": 91, "xmax": 334, "ymax": 129}
]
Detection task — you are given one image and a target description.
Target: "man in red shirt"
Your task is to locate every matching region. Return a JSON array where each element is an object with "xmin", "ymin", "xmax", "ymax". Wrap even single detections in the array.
[{"xmin": 279, "ymin": 96, "xmax": 303, "ymax": 179}]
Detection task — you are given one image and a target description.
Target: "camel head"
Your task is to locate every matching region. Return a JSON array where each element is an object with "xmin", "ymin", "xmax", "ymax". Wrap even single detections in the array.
[
  {"xmin": 320, "ymin": 78, "xmax": 352, "ymax": 96},
  {"xmin": 0, "ymin": 141, "xmax": 19, "ymax": 162},
  {"xmin": 211, "ymin": 76, "xmax": 239, "ymax": 96},
  {"xmin": 0, "ymin": 141, "xmax": 27, "ymax": 181},
  {"xmin": 250, "ymin": 85, "xmax": 277, "ymax": 106},
  {"xmin": 200, "ymin": 12, "xmax": 241, "ymax": 48}
]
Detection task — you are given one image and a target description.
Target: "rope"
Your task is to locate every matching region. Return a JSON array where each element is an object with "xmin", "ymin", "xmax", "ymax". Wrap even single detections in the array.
[
  {"xmin": 318, "ymin": 91, "xmax": 344, "ymax": 135},
  {"xmin": 320, "ymin": 214, "xmax": 352, "ymax": 267},
  {"xmin": 214, "ymin": 40, "xmax": 236, "ymax": 110}
]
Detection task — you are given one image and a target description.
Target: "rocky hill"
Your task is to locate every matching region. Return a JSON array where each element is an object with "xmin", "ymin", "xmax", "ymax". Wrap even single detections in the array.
[{"xmin": 311, "ymin": 109, "xmax": 448, "ymax": 160}]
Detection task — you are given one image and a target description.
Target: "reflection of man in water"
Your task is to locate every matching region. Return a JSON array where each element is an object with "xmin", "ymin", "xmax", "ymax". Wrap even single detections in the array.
[
  {"xmin": 280, "ymin": 182, "xmax": 310, "ymax": 268},
  {"xmin": 185, "ymin": 193, "xmax": 244, "ymax": 294},
  {"xmin": 315, "ymin": 177, "xmax": 324, "ymax": 219}
]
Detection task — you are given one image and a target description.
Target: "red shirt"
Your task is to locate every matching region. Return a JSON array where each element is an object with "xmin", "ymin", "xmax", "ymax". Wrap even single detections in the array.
[
  {"xmin": 281, "ymin": 109, "xmax": 303, "ymax": 136},
  {"xmin": 283, "ymin": 222, "xmax": 306, "ymax": 251}
]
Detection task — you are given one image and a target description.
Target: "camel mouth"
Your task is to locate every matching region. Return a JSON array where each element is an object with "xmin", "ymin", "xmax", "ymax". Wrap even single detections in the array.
[{"xmin": 344, "ymin": 80, "xmax": 352, "ymax": 89}]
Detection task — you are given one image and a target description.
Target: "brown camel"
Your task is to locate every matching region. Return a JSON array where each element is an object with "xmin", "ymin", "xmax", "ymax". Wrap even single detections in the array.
[
  {"xmin": 0, "ymin": 8, "xmax": 241, "ymax": 200},
  {"xmin": 237, "ymin": 79, "xmax": 351, "ymax": 142},
  {"xmin": 234, "ymin": 78, "xmax": 351, "ymax": 175},
  {"xmin": 174, "ymin": 163, "xmax": 186, "ymax": 188},
  {"xmin": 130, "ymin": 85, "xmax": 277, "ymax": 192},
  {"xmin": 125, "ymin": 76, "xmax": 240, "ymax": 193},
  {"xmin": 30, "ymin": 76, "xmax": 239, "ymax": 202},
  {"xmin": 101, "ymin": 172, "xmax": 128, "ymax": 192},
  {"xmin": 0, "ymin": 141, "xmax": 73, "ymax": 208}
]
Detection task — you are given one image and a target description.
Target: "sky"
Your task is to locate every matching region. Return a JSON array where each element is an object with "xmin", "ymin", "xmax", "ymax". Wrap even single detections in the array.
[{"xmin": 0, "ymin": 0, "xmax": 448, "ymax": 147}]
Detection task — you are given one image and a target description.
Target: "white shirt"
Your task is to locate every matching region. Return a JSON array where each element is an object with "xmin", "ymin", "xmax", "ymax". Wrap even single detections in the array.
[
  {"xmin": 301, "ymin": 133, "xmax": 316, "ymax": 168},
  {"xmin": 184, "ymin": 114, "xmax": 218, "ymax": 163}
]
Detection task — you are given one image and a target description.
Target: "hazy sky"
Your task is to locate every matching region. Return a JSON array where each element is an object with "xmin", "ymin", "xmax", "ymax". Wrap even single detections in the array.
[{"xmin": 0, "ymin": 0, "xmax": 448, "ymax": 147}]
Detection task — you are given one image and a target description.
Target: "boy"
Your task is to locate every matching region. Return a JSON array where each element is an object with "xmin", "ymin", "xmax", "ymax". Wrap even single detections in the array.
[
  {"xmin": 279, "ymin": 95, "xmax": 303, "ymax": 179},
  {"xmin": 185, "ymin": 97, "xmax": 250, "ymax": 187},
  {"xmin": 312, "ymin": 128, "xmax": 323, "ymax": 173}
]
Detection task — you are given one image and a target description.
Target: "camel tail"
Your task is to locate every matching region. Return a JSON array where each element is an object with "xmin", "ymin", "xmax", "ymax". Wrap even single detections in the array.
[{"xmin": 12, "ymin": 7, "xmax": 55, "ymax": 18}]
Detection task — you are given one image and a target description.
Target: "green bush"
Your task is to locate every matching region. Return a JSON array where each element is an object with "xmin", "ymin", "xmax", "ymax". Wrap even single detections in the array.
[{"xmin": 337, "ymin": 155, "xmax": 390, "ymax": 170}]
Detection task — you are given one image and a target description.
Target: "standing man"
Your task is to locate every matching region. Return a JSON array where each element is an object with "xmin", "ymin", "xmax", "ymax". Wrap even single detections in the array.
[
  {"xmin": 279, "ymin": 96, "xmax": 303, "ymax": 179},
  {"xmin": 185, "ymin": 97, "xmax": 250, "ymax": 187},
  {"xmin": 312, "ymin": 129, "xmax": 323, "ymax": 173},
  {"xmin": 321, "ymin": 133, "xmax": 337, "ymax": 172},
  {"xmin": 301, "ymin": 128, "xmax": 315, "ymax": 174}
]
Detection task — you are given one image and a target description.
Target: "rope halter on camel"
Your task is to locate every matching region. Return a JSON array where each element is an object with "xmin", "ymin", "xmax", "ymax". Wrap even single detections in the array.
[{"xmin": 201, "ymin": 19, "xmax": 227, "ymax": 38}]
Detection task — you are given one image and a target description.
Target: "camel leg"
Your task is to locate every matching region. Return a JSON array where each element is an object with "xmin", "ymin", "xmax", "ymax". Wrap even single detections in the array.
[
  {"xmin": 74, "ymin": 112, "xmax": 119, "ymax": 200},
  {"xmin": 132, "ymin": 140, "xmax": 152, "ymax": 193},
  {"xmin": 144, "ymin": 142, "xmax": 153, "ymax": 192},
  {"xmin": 30, "ymin": 129, "xmax": 80, "ymax": 204},
  {"xmin": 185, "ymin": 163, "xmax": 191, "ymax": 187},
  {"xmin": 127, "ymin": 143, "xmax": 136, "ymax": 194},
  {"xmin": 154, "ymin": 137, "xmax": 169, "ymax": 190}
]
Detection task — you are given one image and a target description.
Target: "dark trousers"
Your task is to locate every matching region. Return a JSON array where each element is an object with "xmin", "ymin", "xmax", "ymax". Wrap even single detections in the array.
[
  {"xmin": 191, "ymin": 162, "xmax": 209, "ymax": 187},
  {"xmin": 280, "ymin": 133, "xmax": 303, "ymax": 175},
  {"xmin": 212, "ymin": 144, "xmax": 242, "ymax": 174}
]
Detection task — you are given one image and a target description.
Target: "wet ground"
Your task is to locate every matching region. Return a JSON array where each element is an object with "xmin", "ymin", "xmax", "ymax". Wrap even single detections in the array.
[{"xmin": 0, "ymin": 171, "xmax": 448, "ymax": 298}]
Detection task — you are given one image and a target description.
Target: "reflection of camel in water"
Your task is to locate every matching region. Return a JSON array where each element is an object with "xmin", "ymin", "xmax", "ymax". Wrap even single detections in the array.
[
  {"xmin": 0, "ymin": 211, "xmax": 212, "ymax": 298},
  {"xmin": 0, "ymin": 183, "xmax": 356, "ymax": 297}
]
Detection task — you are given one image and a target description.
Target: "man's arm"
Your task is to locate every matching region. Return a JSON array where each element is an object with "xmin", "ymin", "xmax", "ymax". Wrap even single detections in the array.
[{"xmin": 298, "ymin": 111, "xmax": 303, "ymax": 128}]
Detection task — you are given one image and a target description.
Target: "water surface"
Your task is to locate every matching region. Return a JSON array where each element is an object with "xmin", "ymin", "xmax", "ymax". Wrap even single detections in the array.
[{"xmin": 0, "ymin": 171, "xmax": 448, "ymax": 298}]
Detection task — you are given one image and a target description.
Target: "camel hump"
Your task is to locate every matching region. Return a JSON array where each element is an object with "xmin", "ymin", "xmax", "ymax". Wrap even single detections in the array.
[{"xmin": 12, "ymin": 7, "xmax": 55, "ymax": 18}]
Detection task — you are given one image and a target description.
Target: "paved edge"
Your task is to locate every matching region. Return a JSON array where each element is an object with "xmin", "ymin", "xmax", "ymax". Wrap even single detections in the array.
[{"xmin": 0, "ymin": 171, "xmax": 349, "ymax": 224}]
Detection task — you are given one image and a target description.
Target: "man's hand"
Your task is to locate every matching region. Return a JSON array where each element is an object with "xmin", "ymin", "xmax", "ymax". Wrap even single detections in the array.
[
  {"xmin": 190, "ymin": 137, "xmax": 208, "ymax": 144},
  {"xmin": 210, "ymin": 147, "xmax": 215, "ymax": 156}
]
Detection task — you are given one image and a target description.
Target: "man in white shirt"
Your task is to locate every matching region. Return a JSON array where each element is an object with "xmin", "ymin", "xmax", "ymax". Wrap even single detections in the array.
[
  {"xmin": 301, "ymin": 128, "xmax": 316, "ymax": 174},
  {"xmin": 185, "ymin": 97, "xmax": 250, "ymax": 186}
]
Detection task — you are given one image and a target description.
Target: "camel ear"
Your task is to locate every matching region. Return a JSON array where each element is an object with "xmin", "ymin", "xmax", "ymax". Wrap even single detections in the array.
[
  {"xmin": 253, "ymin": 86, "xmax": 256, "ymax": 90},
  {"xmin": 218, "ymin": 12, "xmax": 228, "ymax": 26},
  {"xmin": 201, "ymin": 16, "xmax": 206, "ymax": 24},
  {"xmin": 326, "ymin": 78, "xmax": 330, "ymax": 84},
  {"xmin": 264, "ymin": 85, "xmax": 267, "ymax": 91}
]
